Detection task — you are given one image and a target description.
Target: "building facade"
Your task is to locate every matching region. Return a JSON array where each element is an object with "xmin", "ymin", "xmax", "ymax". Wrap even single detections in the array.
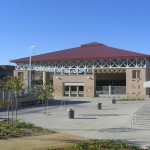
[
  {"xmin": 0, "ymin": 65, "xmax": 15, "ymax": 79},
  {"xmin": 11, "ymin": 42, "xmax": 150, "ymax": 98}
]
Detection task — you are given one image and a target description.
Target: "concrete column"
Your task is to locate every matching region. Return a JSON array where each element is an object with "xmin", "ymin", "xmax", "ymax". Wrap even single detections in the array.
[
  {"xmin": 109, "ymin": 85, "xmax": 111, "ymax": 95},
  {"xmin": 62, "ymin": 85, "xmax": 64, "ymax": 96},
  {"xmin": 77, "ymin": 68, "xmax": 79, "ymax": 75},
  {"xmin": 84, "ymin": 68, "xmax": 87, "ymax": 74},
  {"xmin": 43, "ymin": 72, "xmax": 46, "ymax": 85},
  {"xmin": 69, "ymin": 86, "xmax": 71, "ymax": 97},
  {"xmin": 43, "ymin": 72, "xmax": 51, "ymax": 85},
  {"xmin": 69, "ymin": 69, "xmax": 71, "ymax": 75},
  {"xmin": 61, "ymin": 69, "xmax": 63, "ymax": 75},
  {"xmin": 77, "ymin": 86, "xmax": 79, "ymax": 97},
  {"xmin": 54, "ymin": 69, "xmax": 56, "ymax": 75},
  {"xmin": 92, "ymin": 68, "xmax": 95, "ymax": 74}
]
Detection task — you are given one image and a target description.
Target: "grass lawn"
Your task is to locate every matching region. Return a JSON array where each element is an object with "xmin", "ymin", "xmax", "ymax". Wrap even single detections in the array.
[{"xmin": 0, "ymin": 121, "xmax": 55, "ymax": 139}]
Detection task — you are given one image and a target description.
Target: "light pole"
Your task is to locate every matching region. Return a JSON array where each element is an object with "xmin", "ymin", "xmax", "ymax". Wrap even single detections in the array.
[{"xmin": 29, "ymin": 45, "xmax": 36, "ymax": 93}]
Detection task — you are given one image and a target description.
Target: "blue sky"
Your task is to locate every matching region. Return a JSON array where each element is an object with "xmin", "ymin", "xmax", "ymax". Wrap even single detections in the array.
[{"xmin": 0, "ymin": 0, "xmax": 150, "ymax": 65}]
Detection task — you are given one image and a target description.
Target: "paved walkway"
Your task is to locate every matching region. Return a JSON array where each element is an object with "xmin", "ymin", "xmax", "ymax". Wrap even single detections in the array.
[{"xmin": 2, "ymin": 97, "xmax": 150, "ymax": 148}]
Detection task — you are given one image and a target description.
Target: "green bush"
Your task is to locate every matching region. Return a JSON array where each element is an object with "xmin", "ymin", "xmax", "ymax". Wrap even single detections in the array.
[
  {"xmin": 49, "ymin": 140, "xmax": 146, "ymax": 150},
  {"xmin": 0, "ymin": 99, "xmax": 11, "ymax": 108},
  {"xmin": 15, "ymin": 121, "xmax": 34, "ymax": 128}
]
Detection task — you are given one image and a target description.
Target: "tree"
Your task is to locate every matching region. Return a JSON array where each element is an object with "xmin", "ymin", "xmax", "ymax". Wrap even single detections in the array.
[
  {"xmin": 3, "ymin": 76, "xmax": 13, "ymax": 124},
  {"xmin": 2, "ymin": 76, "xmax": 24, "ymax": 124},
  {"xmin": 10, "ymin": 76, "xmax": 24, "ymax": 121},
  {"xmin": 0, "ymin": 77, "xmax": 12, "ymax": 123},
  {"xmin": 34, "ymin": 83, "xmax": 54, "ymax": 115}
]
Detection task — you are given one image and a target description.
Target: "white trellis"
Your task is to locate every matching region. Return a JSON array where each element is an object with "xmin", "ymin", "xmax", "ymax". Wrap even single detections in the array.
[{"xmin": 15, "ymin": 58, "xmax": 147, "ymax": 74}]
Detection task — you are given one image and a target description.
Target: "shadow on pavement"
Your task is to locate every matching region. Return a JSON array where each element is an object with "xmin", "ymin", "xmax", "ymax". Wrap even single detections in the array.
[
  {"xmin": 49, "ymin": 99, "xmax": 91, "ymax": 106},
  {"xmin": 0, "ymin": 99, "xmax": 90, "ymax": 113},
  {"xmin": 74, "ymin": 117, "xmax": 97, "ymax": 119},
  {"xmin": 98, "ymin": 127, "xmax": 142, "ymax": 133},
  {"xmin": 79, "ymin": 114, "xmax": 127, "ymax": 117},
  {"xmin": 17, "ymin": 99, "xmax": 90, "ymax": 111}
]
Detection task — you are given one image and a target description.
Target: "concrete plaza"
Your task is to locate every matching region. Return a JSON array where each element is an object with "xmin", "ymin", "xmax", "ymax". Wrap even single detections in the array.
[{"xmin": 3, "ymin": 97, "xmax": 150, "ymax": 148}]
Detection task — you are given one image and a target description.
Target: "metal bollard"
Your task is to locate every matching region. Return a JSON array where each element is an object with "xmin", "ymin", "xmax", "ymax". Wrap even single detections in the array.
[
  {"xmin": 112, "ymin": 98, "xmax": 116, "ymax": 104},
  {"xmin": 68, "ymin": 109, "xmax": 74, "ymax": 119},
  {"xmin": 97, "ymin": 102, "xmax": 102, "ymax": 109}
]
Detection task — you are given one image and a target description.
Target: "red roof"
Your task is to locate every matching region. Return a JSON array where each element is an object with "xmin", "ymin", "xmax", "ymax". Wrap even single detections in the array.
[{"xmin": 11, "ymin": 42, "xmax": 150, "ymax": 63}]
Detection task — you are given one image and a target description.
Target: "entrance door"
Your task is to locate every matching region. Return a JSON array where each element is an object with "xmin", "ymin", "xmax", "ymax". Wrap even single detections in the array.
[
  {"xmin": 64, "ymin": 83, "xmax": 84, "ymax": 97},
  {"xmin": 79, "ymin": 86, "xmax": 84, "ymax": 97},
  {"xmin": 70, "ymin": 86, "xmax": 77, "ymax": 97},
  {"xmin": 64, "ymin": 86, "xmax": 69, "ymax": 96}
]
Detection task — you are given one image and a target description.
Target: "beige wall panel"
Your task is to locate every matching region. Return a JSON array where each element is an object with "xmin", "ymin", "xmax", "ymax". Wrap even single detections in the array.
[
  {"xmin": 53, "ymin": 74, "xmax": 95, "ymax": 97},
  {"xmin": 14, "ymin": 70, "xmax": 29, "ymax": 90},
  {"xmin": 126, "ymin": 68, "xmax": 148, "ymax": 98}
]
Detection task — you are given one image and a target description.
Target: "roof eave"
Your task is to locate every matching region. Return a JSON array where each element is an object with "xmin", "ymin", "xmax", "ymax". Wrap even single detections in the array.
[{"xmin": 11, "ymin": 55, "xmax": 150, "ymax": 64}]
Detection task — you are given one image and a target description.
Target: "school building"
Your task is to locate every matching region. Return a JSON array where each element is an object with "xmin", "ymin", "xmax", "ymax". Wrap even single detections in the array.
[{"xmin": 11, "ymin": 42, "xmax": 150, "ymax": 98}]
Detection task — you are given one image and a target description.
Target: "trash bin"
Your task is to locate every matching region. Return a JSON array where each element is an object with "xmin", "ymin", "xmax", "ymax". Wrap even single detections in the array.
[
  {"xmin": 97, "ymin": 102, "xmax": 102, "ymax": 109},
  {"xmin": 112, "ymin": 98, "xmax": 116, "ymax": 104},
  {"xmin": 68, "ymin": 109, "xmax": 74, "ymax": 119}
]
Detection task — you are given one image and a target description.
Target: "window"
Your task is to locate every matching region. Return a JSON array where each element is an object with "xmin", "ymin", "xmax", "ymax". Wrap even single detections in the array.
[
  {"xmin": 132, "ymin": 70, "xmax": 140, "ymax": 79},
  {"xmin": 65, "ymin": 86, "xmax": 69, "ymax": 91},
  {"xmin": 18, "ymin": 72, "xmax": 24, "ymax": 78},
  {"xmin": 96, "ymin": 80, "xmax": 126, "ymax": 86},
  {"xmin": 137, "ymin": 70, "xmax": 140, "ymax": 78},
  {"xmin": 79, "ymin": 86, "xmax": 84, "ymax": 91}
]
